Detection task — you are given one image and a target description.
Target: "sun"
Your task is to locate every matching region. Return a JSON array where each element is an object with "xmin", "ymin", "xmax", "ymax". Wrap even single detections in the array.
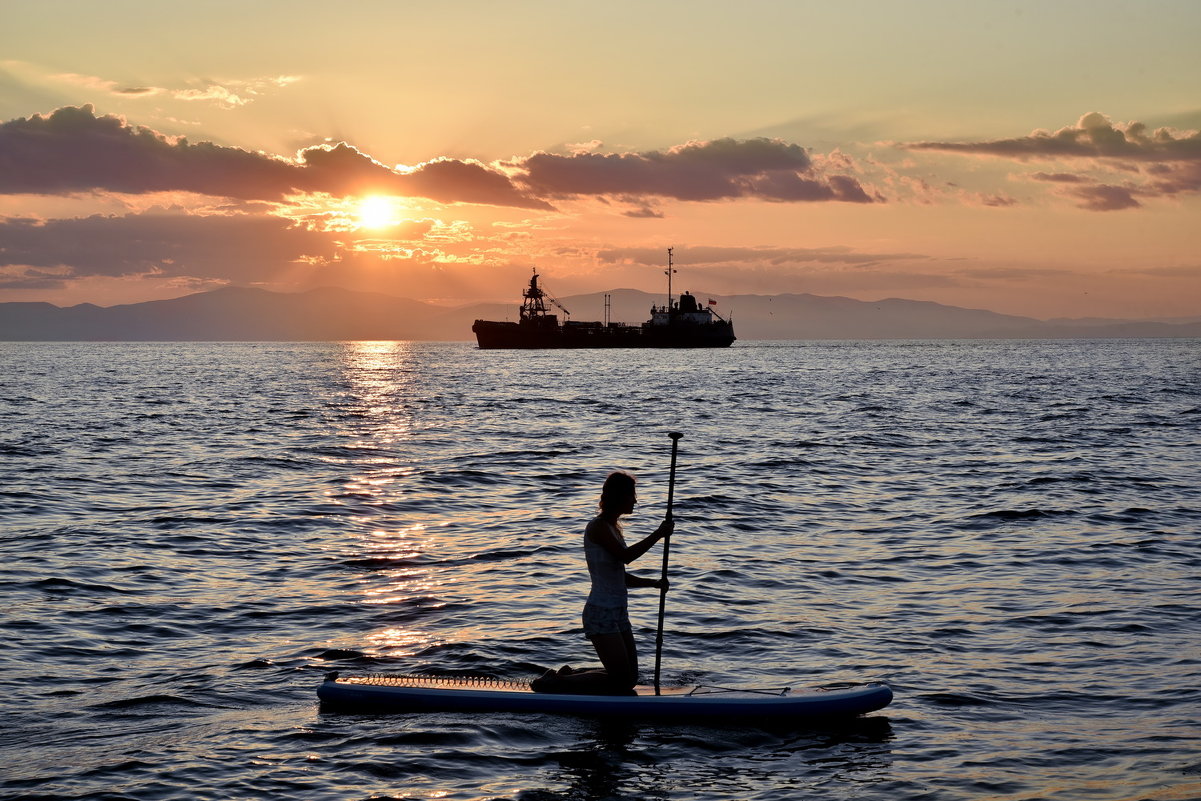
[{"xmin": 356, "ymin": 195, "xmax": 399, "ymax": 229}]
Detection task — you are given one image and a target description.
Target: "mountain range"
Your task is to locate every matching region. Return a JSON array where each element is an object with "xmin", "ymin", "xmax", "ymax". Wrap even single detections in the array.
[{"xmin": 2, "ymin": 286, "xmax": 1199, "ymax": 341}]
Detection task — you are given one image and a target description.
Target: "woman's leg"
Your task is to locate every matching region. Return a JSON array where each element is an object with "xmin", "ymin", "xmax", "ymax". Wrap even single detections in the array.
[
  {"xmin": 590, "ymin": 631, "xmax": 638, "ymax": 690},
  {"xmin": 622, "ymin": 629, "xmax": 638, "ymax": 679},
  {"xmin": 532, "ymin": 631, "xmax": 638, "ymax": 693}
]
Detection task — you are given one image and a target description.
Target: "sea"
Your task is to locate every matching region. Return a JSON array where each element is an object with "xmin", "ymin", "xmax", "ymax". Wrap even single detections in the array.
[{"xmin": 1, "ymin": 339, "xmax": 1198, "ymax": 801}]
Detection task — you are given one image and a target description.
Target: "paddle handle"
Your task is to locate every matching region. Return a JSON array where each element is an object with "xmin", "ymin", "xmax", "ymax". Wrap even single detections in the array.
[{"xmin": 654, "ymin": 431, "xmax": 682, "ymax": 695}]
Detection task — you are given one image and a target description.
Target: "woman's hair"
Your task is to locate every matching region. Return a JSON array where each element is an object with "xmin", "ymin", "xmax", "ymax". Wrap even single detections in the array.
[{"xmin": 599, "ymin": 471, "xmax": 636, "ymax": 515}]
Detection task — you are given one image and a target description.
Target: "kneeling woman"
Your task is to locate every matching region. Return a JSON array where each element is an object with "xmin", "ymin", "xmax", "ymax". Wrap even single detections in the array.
[{"xmin": 535, "ymin": 471, "xmax": 672, "ymax": 693}]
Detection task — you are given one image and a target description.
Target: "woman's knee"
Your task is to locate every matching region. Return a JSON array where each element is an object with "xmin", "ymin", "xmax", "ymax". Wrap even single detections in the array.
[{"xmin": 591, "ymin": 634, "xmax": 637, "ymax": 687}]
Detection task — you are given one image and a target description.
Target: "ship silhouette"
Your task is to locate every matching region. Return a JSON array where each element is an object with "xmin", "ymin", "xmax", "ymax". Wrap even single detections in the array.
[{"xmin": 472, "ymin": 249, "xmax": 736, "ymax": 349}]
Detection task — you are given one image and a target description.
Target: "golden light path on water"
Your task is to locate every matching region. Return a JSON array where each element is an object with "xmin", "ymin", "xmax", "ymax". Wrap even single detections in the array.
[
  {"xmin": 332, "ymin": 341, "xmax": 448, "ymax": 659},
  {"xmin": 361, "ymin": 522, "xmax": 443, "ymax": 659},
  {"xmin": 326, "ymin": 340, "xmax": 593, "ymax": 664}
]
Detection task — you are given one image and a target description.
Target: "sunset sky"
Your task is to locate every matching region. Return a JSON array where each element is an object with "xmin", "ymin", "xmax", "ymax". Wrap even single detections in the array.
[{"xmin": 2, "ymin": 0, "xmax": 1199, "ymax": 319}]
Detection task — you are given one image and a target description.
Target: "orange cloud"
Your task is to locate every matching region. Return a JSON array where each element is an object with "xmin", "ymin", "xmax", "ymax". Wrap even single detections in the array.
[{"xmin": 50, "ymin": 70, "xmax": 301, "ymax": 108}]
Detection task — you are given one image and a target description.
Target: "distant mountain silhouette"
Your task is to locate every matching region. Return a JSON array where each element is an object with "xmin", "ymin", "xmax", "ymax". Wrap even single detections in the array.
[{"xmin": 2, "ymin": 285, "xmax": 1198, "ymax": 341}]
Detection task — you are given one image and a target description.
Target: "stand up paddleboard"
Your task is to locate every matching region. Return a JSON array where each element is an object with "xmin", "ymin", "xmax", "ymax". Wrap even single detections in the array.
[
  {"xmin": 321, "ymin": 437, "xmax": 893, "ymax": 723},
  {"xmin": 317, "ymin": 672, "xmax": 893, "ymax": 721}
]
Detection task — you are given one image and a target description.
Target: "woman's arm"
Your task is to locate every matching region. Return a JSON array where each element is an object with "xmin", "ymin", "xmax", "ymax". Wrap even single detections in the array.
[
  {"xmin": 588, "ymin": 517, "xmax": 674, "ymax": 565},
  {"xmin": 625, "ymin": 573, "xmax": 668, "ymax": 590}
]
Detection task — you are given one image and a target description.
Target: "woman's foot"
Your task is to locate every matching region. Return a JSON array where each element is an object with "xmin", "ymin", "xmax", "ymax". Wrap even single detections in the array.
[
  {"xmin": 530, "ymin": 668, "xmax": 556, "ymax": 692},
  {"xmin": 531, "ymin": 665, "xmax": 575, "ymax": 689}
]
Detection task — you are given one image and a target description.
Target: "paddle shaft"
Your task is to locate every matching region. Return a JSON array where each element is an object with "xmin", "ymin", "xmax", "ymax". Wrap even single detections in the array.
[{"xmin": 654, "ymin": 432, "xmax": 682, "ymax": 695}]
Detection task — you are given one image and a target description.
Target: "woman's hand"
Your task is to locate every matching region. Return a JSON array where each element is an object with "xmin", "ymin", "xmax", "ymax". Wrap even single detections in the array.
[
  {"xmin": 654, "ymin": 518, "xmax": 675, "ymax": 540},
  {"xmin": 656, "ymin": 577, "xmax": 670, "ymax": 592}
]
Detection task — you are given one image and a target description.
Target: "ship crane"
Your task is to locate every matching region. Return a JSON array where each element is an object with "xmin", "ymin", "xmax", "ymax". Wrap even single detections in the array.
[{"xmin": 545, "ymin": 290, "xmax": 570, "ymax": 318}]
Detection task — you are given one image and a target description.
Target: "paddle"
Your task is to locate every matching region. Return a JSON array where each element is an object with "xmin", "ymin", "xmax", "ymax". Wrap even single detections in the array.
[{"xmin": 654, "ymin": 431, "xmax": 682, "ymax": 695}]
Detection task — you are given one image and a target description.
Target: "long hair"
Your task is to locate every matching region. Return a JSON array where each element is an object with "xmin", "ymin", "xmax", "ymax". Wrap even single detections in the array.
[{"xmin": 598, "ymin": 471, "xmax": 636, "ymax": 517}]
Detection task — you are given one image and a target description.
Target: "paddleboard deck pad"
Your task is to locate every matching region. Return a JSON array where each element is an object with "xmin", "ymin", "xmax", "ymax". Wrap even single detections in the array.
[{"xmin": 317, "ymin": 672, "xmax": 892, "ymax": 720}]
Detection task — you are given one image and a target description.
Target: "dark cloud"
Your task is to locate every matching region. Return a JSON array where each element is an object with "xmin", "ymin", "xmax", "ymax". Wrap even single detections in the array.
[
  {"xmin": 904, "ymin": 113, "xmax": 1201, "ymax": 210},
  {"xmin": 1032, "ymin": 163, "xmax": 1201, "ymax": 211},
  {"xmin": 0, "ymin": 268, "xmax": 69, "ymax": 290},
  {"xmin": 514, "ymin": 138, "xmax": 877, "ymax": 204},
  {"xmin": 1032, "ymin": 172, "xmax": 1091, "ymax": 183},
  {"xmin": 622, "ymin": 205, "xmax": 665, "ymax": 219},
  {"xmin": 0, "ymin": 105, "xmax": 550, "ymax": 209},
  {"xmin": 294, "ymin": 142, "xmax": 396, "ymax": 194},
  {"xmin": 1145, "ymin": 163, "xmax": 1201, "ymax": 196},
  {"xmin": 1069, "ymin": 185, "xmax": 1141, "ymax": 212},
  {"xmin": 827, "ymin": 174, "xmax": 875, "ymax": 202},
  {"xmin": 904, "ymin": 112, "xmax": 1201, "ymax": 162},
  {"xmin": 0, "ymin": 105, "xmax": 295, "ymax": 197},
  {"xmin": 400, "ymin": 157, "xmax": 553, "ymax": 208},
  {"xmin": 0, "ymin": 209, "xmax": 337, "ymax": 280},
  {"xmin": 2, "ymin": 108, "xmax": 878, "ymax": 211}
]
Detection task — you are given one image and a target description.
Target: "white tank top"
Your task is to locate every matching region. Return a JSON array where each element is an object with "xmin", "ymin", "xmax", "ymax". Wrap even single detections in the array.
[{"xmin": 584, "ymin": 518, "xmax": 627, "ymax": 607}]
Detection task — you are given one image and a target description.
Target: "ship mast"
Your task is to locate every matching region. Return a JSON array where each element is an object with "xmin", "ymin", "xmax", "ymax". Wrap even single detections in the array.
[{"xmin": 665, "ymin": 247, "xmax": 676, "ymax": 310}]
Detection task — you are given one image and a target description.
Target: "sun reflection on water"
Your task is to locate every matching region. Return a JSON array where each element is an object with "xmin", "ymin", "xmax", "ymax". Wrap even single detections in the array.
[
  {"xmin": 363, "ymin": 626, "xmax": 441, "ymax": 658},
  {"xmin": 338, "ymin": 341, "xmax": 417, "ymax": 443},
  {"xmin": 332, "ymin": 341, "xmax": 447, "ymax": 659}
]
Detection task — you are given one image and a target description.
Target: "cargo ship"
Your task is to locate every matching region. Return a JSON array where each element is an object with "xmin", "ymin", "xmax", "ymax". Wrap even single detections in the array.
[{"xmin": 472, "ymin": 249, "xmax": 736, "ymax": 349}]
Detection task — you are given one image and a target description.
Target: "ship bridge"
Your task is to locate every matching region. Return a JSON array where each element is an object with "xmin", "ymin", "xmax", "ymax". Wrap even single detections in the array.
[{"xmin": 650, "ymin": 291, "xmax": 721, "ymax": 326}]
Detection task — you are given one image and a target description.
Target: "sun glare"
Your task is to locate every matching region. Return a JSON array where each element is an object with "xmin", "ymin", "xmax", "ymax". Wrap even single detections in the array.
[{"xmin": 356, "ymin": 195, "xmax": 399, "ymax": 229}]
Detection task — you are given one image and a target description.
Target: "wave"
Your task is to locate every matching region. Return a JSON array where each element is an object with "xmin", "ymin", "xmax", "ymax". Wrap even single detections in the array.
[{"xmin": 90, "ymin": 694, "xmax": 225, "ymax": 711}]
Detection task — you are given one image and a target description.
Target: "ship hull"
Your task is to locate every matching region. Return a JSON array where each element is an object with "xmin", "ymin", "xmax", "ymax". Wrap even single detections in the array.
[{"xmin": 472, "ymin": 319, "xmax": 735, "ymax": 349}]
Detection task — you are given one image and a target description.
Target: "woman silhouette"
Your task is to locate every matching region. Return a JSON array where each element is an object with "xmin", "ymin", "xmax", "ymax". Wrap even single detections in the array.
[{"xmin": 534, "ymin": 471, "xmax": 672, "ymax": 693}]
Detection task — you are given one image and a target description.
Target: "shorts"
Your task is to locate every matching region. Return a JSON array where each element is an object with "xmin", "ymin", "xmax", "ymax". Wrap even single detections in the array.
[{"xmin": 582, "ymin": 602, "xmax": 632, "ymax": 637}]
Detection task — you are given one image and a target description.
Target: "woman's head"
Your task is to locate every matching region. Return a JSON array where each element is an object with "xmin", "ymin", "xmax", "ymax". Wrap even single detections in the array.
[{"xmin": 599, "ymin": 471, "xmax": 637, "ymax": 516}]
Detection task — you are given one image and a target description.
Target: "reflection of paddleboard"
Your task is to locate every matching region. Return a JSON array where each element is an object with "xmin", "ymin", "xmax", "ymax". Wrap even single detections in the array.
[{"xmin": 317, "ymin": 673, "xmax": 893, "ymax": 720}]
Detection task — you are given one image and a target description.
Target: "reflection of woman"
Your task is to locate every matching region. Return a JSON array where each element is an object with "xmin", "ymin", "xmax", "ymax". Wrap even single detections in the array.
[{"xmin": 534, "ymin": 471, "xmax": 672, "ymax": 693}]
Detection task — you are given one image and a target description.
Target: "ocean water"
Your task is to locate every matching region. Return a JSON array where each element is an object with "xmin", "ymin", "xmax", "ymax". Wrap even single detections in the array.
[{"xmin": 1, "ymin": 339, "xmax": 1198, "ymax": 801}]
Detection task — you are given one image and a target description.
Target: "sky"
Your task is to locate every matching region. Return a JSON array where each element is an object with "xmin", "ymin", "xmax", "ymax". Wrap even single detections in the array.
[{"xmin": 1, "ymin": 0, "xmax": 1199, "ymax": 320}]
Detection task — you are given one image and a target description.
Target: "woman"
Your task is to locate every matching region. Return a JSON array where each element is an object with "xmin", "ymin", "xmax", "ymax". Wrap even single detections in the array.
[{"xmin": 534, "ymin": 471, "xmax": 673, "ymax": 693}]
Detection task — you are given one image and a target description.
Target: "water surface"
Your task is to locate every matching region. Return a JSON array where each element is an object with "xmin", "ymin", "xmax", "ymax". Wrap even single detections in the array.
[{"xmin": 1, "ymin": 339, "xmax": 1198, "ymax": 800}]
